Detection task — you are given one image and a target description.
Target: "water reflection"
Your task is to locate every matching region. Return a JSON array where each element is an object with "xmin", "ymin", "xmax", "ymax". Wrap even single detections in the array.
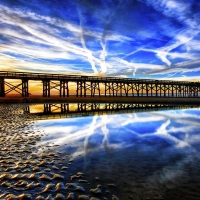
[
  {"xmin": 27, "ymin": 103, "xmax": 198, "ymax": 120},
  {"xmin": 36, "ymin": 106, "xmax": 200, "ymax": 199},
  {"xmin": 0, "ymin": 103, "xmax": 200, "ymax": 199}
]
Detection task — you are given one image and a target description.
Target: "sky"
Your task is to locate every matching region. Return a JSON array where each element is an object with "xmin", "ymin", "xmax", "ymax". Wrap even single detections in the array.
[{"xmin": 0, "ymin": 0, "xmax": 200, "ymax": 81}]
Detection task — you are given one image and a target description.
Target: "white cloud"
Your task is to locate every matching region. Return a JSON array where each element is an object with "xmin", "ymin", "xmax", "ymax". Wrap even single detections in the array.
[
  {"xmin": 0, "ymin": 4, "xmax": 135, "ymax": 75},
  {"xmin": 0, "ymin": 2, "xmax": 200, "ymax": 79},
  {"xmin": 148, "ymin": 59, "xmax": 200, "ymax": 76},
  {"xmin": 137, "ymin": 0, "xmax": 200, "ymax": 72}
]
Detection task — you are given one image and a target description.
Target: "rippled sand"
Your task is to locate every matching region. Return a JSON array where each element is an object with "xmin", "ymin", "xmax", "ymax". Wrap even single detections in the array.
[
  {"xmin": 1, "ymin": 104, "xmax": 200, "ymax": 200},
  {"xmin": 0, "ymin": 104, "xmax": 121, "ymax": 200}
]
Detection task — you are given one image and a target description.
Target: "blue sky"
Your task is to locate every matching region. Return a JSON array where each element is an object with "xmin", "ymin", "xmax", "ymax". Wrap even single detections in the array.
[{"xmin": 0, "ymin": 0, "xmax": 200, "ymax": 81}]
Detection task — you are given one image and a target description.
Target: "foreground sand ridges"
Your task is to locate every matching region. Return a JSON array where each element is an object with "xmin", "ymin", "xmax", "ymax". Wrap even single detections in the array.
[{"xmin": 0, "ymin": 104, "xmax": 120, "ymax": 200}]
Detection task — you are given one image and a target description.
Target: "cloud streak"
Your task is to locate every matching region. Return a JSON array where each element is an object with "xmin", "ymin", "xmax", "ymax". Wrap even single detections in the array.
[{"xmin": 0, "ymin": 1, "xmax": 199, "ymax": 79}]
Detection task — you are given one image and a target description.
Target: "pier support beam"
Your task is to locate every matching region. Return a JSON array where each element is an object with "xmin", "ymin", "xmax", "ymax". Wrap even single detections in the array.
[
  {"xmin": 91, "ymin": 82, "xmax": 100, "ymax": 97},
  {"xmin": 61, "ymin": 103, "xmax": 69, "ymax": 113},
  {"xmin": 77, "ymin": 81, "xmax": 88, "ymax": 97},
  {"xmin": 22, "ymin": 79, "xmax": 29, "ymax": 97},
  {"xmin": 76, "ymin": 81, "xmax": 82, "ymax": 97},
  {"xmin": 0, "ymin": 78, "xmax": 5, "ymax": 97},
  {"xmin": 60, "ymin": 80, "xmax": 69, "ymax": 97},
  {"xmin": 23, "ymin": 106, "xmax": 30, "ymax": 114},
  {"xmin": 44, "ymin": 104, "xmax": 51, "ymax": 113},
  {"xmin": 43, "ymin": 80, "xmax": 50, "ymax": 97}
]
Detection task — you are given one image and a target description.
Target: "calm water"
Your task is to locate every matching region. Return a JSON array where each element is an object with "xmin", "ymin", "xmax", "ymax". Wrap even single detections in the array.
[{"xmin": 1, "ymin": 104, "xmax": 200, "ymax": 199}]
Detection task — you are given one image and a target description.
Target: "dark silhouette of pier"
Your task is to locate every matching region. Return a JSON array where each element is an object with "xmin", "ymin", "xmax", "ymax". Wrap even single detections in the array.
[{"xmin": 0, "ymin": 71, "xmax": 200, "ymax": 98}]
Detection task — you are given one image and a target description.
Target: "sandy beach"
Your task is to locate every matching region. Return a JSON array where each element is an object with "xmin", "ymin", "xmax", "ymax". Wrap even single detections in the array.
[
  {"xmin": 1, "ymin": 101, "xmax": 200, "ymax": 199},
  {"xmin": 0, "ymin": 104, "xmax": 121, "ymax": 200}
]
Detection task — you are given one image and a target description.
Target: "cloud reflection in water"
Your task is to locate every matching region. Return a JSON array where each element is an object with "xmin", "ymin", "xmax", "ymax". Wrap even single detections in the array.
[{"xmin": 36, "ymin": 108, "xmax": 200, "ymax": 198}]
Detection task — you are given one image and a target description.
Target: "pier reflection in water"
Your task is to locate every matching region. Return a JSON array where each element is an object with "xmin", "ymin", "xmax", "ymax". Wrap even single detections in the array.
[
  {"xmin": 0, "ymin": 103, "xmax": 200, "ymax": 199},
  {"xmin": 26, "ymin": 102, "xmax": 198, "ymax": 120}
]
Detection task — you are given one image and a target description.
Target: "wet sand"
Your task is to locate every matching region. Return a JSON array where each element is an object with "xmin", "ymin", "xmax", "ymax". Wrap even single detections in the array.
[
  {"xmin": 1, "ymin": 103, "xmax": 200, "ymax": 199},
  {"xmin": 0, "ymin": 104, "xmax": 121, "ymax": 200},
  {"xmin": 0, "ymin": 96, "xmax": 200, "ymax": 105}
]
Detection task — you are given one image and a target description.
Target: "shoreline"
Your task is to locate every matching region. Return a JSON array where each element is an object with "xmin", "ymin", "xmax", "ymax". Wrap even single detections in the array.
[{"xmin": 0, "ymin": 96, "xmax": 200, "ymax": 105}]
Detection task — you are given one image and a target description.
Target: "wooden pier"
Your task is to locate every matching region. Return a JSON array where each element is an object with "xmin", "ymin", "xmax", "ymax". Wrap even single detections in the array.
[{"xmin": 0, "ymin": 71, "xmax": 200, "ymax": 98}]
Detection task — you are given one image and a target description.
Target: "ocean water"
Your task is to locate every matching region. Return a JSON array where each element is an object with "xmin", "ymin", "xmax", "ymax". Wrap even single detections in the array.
[{"xmin": 0, "ymin": 104, "xmax": 200, "ymax": 199}]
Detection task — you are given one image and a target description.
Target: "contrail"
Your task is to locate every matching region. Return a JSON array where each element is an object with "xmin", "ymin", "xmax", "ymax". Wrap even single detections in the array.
[
  {"xmin": 83, "ymin": 116, "xmax": 98, "ymax": 169},
  {"xmin": 99, "ymin": 20, "xmax": 109, "ymax": 74},
  {"xmin": 133, "ymin": 66, "xmax": 137, "ymax": 76},
  {"xmin": 99, "ymin": 0, "xmax": 124, "ymax": 74},
  {"xmin": 100, "ymin": 39, "xmax": 107, "ymax": 73},
  {"xmin": 77, "ymin": 5, "xmax": 98, "ymax": 74},
  {"xmin": 101, "ymin": 115, "xmax": 109, "ymax": 151}
]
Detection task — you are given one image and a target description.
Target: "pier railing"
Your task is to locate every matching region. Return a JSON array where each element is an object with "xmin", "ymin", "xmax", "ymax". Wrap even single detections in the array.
[{"xmin": 0, "ymin": 71, "xmax": 197, "ymax": 84}]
